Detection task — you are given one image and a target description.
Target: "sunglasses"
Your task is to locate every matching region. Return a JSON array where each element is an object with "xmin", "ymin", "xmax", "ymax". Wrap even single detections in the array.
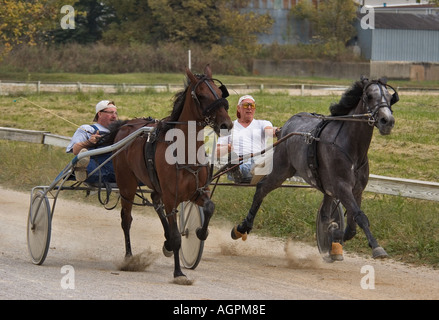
[{"xmin": 241, "ymin": 102, "xmax": 256, "ymax": 109}]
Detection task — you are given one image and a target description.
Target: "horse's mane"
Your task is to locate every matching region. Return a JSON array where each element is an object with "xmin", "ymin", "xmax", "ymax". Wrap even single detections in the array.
[
  {"xmin": 169, "ymin": 73, "xmax": 204, "ymax": 121},
  {"xmin": 159, "ymin": 73, "xmax": 204, "ymax": 132},
  {"xmin": 329, "ymin": 80, "xmax": 364, "ymax": 116},
  {"xmin": 106, "ymin": 73, "xmax": 205, "ymax": 137},
  {"xmin": 100, "ymin": 119, "xmax": 129, "ymax": 145}
]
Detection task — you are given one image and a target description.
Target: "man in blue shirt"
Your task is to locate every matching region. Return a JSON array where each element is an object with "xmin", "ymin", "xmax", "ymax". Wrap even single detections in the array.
[{"xmin": 66, "ymin": 100, "xmax": 118, "ymax": 183}]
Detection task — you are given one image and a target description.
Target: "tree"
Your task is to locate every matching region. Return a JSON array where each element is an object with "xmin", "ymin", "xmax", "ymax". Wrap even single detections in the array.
[
  {"xmin": 101, "ymin": 0, "xmax": 272, "ymax": 51},
  {"xmin": 291, "ymin": 0, "xmax": 357, "ymax": 57},
  {"xmin": 50, "ymin": 0, "xmax": 112, "ymax": 44},
  {"xmin": 0, "ymin": 0, "xmax": 62, "ymax": 60}
]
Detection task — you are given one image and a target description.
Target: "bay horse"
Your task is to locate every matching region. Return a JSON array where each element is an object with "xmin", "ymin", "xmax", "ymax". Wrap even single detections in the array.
[
  {"xmin": 231, "ymin": 76, "xmax": 398, "ymax": 261},
  {"xmin": 110, "ymin": 66, "xmax": 233, "ymax": 283}
]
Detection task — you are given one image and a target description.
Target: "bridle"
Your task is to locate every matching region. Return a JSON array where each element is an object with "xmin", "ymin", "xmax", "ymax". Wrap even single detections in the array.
[
  {"xmin": 299, "ymin": 78, "xmax": 399, "ymax": 127},
  {"xmin": 362, "ymin": 79, "xmax": 399, "ymax": 126},
  {"xmin": 190, "ymin": 75, "xmax": 230, "ymax": 127}
]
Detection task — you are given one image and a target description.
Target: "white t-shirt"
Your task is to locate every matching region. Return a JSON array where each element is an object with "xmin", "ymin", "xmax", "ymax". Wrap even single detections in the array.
[
  {"xmin": 217, "ymin": 119, "xmax": 273, "ymax": 156},
  {"xmin": 66, "ymin": 123, "xmax": 109, "ymax": 153}
]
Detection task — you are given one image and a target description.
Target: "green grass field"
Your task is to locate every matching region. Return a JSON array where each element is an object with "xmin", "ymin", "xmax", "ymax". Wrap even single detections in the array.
[{"xmin": 1, "ymin": 77, "xmax": 438, "ymax": 267}]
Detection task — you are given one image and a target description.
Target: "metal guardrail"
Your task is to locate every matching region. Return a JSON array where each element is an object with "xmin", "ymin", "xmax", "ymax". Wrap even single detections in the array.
[
  {"xmin": 0, "ymin": 126, "xmax": 70, "ymax": 147},
  {"xmin": 1, "ymin": 126, "xmax": 438, "ymax": 202},
  {"xmin": 2, "ymin": 80, "xmax": 439, "ymax": 96}
]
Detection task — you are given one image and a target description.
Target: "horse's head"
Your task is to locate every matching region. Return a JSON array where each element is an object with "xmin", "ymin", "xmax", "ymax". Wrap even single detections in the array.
[
  {"xmin": 361, "ymin": 76, "xmax": 397, "ymax": 135},
  {"xmin": 186, "ymin": 65, "xmax": 233, "ymax": 136}
]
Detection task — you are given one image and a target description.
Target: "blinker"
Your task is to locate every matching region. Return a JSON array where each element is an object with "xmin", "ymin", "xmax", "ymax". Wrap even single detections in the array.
[{"xmin": 219, "ymin": 84, "xmax": 229, "ymax": 98}]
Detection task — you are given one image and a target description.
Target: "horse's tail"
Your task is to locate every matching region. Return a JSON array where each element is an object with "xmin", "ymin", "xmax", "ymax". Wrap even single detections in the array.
[{"xmin": 101, "ymin": 120, "xmax": 129, "ymax": 146}]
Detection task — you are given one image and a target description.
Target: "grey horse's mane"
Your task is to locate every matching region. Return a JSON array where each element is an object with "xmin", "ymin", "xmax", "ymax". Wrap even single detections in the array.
[{"xmin": 329, "ymin": 80, "xmax": 364, "ymax": 116}]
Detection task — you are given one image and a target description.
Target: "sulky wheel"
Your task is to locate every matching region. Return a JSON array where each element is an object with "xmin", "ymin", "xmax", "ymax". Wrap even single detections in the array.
[
  {"xmin": 178, "ymin": 201, "xmax": 204, "ymax": 270},
  {"xmin": 27, "ymin": 191, "xmax": 52, "ymax": 265},
  {"xmin": 316, "ymin": 198, "xmax": 345, "ymax": 260}
]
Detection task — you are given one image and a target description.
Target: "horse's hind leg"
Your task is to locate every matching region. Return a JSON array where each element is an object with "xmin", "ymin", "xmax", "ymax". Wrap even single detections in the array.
[
  {"xmin": 319, "ymin": 194, "xmax": 344, "ymax": 260},
  {"xmin": 120, "ymin": 197, "xmax": 134, "ymax": 257}
]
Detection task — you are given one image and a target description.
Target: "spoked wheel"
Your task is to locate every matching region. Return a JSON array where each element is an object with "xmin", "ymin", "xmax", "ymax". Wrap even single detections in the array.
[
  {"xmin": 27, "ymin": 191, "xmax": 52, "ymax": 265},
  {"xmin": 316, "ymin": 199, "xmax": 344, "ymax": 257},
  {"xmin": 179, "ymin": 201, "xmax": 204, "ymax": 269}
]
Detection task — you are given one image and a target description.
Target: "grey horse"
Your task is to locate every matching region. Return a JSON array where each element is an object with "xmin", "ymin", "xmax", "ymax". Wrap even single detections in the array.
[{"xmin": 231, "ymin": 76, "xmax": 398, "ymax": 261}]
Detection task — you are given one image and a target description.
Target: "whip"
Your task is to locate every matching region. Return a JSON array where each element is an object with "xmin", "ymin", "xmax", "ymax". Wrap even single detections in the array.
[{"xmin": 13, "ymin": 97, "xmax": 92, "ymax": 134}]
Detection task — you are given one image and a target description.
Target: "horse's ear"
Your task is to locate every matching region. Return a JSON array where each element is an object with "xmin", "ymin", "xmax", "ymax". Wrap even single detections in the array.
[
  {"xmin": 379, "ymin": 77, "xmax": 388, "ymax": 85},
  {"xmin": 204, "ymin": 64, "xmax": 212, "ymax": 78},
  {"xmin": 186, "ymin": 67, "xmax": 197, "ymax": 84}
]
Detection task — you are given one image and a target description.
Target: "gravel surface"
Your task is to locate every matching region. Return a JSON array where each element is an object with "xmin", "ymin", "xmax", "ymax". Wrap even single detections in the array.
[{"xmin": 1, "ymin": 186, "xmax": 438, "ymax": 301}]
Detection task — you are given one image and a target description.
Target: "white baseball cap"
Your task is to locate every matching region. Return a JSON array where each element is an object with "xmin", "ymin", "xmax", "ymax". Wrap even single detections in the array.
[
  {"xmin": 238, "ymin": 95, "xmax": 255, "ymax": 105},
  {"xmin": 93, "ymin": 100, "xmax": 117, "ymax": 121}
]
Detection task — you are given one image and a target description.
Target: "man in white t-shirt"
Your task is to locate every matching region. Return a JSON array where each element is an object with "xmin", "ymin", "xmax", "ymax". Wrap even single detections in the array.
[{"xmin": 217, "ymin": 95, "xmax": 279, "ymax": 183}]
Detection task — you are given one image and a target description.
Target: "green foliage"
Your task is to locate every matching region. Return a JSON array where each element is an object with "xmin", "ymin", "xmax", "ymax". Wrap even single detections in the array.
[
  {"xmin": 49, "ymin": 0, "xmax": 109, "ymax": 44},
  {"xmin": 101, "ymin": 0, "xmax": 272, "ymax": 54},
  {"xmin": 0, "ymin": 0, "xmax": 63, "ymax": 59},
  {"xmin": 0, "ymin": 0, "xmax": 272, "ymax": 64},
  {"xmin": 291, "ymin": 0, "xmax": 357, "ymax": 59}
]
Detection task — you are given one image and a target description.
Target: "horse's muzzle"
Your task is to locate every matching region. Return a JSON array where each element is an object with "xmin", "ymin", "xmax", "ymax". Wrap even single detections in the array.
[{"xmin": 377, "ymin": 113, "xmax": 395, "ymax": 135}]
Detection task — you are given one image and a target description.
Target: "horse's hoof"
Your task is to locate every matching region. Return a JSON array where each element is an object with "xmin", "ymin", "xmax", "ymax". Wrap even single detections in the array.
[
  {"xmin": 162, "ymin": 244, "xmax": 173, "ymax": 257},
  {"xmin": 231, "ymin": 226, "xmax": 247, "ymax": 241},
  {"xmin": 196, "ymin": 227, "xmax": 209, "ymax": 241},
  {"xmin": 173, "ymin": 275, "xmax": 194, "ymax": 286},
  {"xmin": 372, "ymin": 246, "xmax": 388, "ymax": 259},
  {"xmin": 330, "ymin": 242, "xmax": 344, "ymax": 261}
]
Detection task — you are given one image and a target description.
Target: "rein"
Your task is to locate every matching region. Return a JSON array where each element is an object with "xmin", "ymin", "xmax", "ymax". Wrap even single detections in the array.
[
  {"xmin": 300, "ymin": 80, "xmax": 397, "ymax": 126},
  {"xmin": 210, "ymin": 80, "xmax": 399, "ymax": 192}
]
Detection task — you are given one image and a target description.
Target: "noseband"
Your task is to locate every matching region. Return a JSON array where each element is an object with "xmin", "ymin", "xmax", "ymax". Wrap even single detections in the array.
[{"xmin": 191, "ymin": 76, "xmax": 229, "ymax": 127}]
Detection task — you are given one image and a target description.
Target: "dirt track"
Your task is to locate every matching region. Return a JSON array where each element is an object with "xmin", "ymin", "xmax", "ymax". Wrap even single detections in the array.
[{"xmin": 1, "ymin": 186, "xmax": 438, "ymax": 300}]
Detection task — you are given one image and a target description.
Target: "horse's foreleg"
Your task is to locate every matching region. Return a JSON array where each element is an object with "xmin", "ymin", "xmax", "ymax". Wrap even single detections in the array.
[
  {"xmin": 167, "ymin": 214, "xmax": 187, "ymax": 280},
  {"xmin": 151, "ymin": 192, "xmax": 172, "ymax": 257},
  {"xmin": 352, "ymin": 209, "xmax": 387, "ymax": 258},
  {"xmin": 196, "ymin": 195, "xmax": 214, "ymax": 241},
  {"xmin": 343, "ymin": 211, "xmax": 357, "ymax": 242},
  {"xmin": 232, "ymin": 169, "xmax": 289, "ymax": 240},
  {"xmin": 338, "ymin": 189, "xmax": 388, "ymax": 259}
]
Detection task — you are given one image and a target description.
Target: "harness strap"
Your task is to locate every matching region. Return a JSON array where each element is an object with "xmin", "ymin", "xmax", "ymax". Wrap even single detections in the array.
[
  {"xmin": 307, "ymin": 119, "xmax": 330, "ymax": 192},
  {"xmin": 144, "ymin": 130, "xmax": 162, "ymax": 194}
]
